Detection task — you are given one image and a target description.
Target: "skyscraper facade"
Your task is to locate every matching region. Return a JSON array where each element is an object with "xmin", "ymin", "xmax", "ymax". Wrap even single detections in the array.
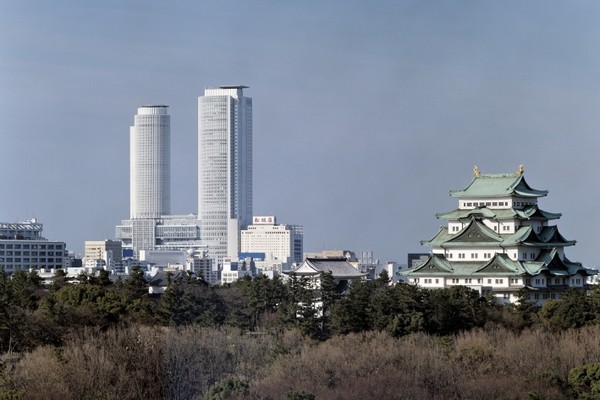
[
  {"xmin": 130, "ymin": 105, "xmax": 170, "ymax": 219},
  {"xmin": 198, "ymin": 86, "xmax": 252, "ymax": 264}
]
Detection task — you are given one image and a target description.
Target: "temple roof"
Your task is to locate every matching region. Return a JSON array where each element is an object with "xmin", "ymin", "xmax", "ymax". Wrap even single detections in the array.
[
  {"xmin": 436, "ymin": 206, "xmax": 561, "ymax": 221},
  {"xmin": 449, "ymin": 172, "xmax": 548, "ymax": 199}
]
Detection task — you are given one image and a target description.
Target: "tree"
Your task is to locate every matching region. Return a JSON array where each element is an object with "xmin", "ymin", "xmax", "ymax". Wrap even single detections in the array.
[
  {"xmin": 330, "ymin": 280, "xmax": 375, "ymax": 335},
  {"xmin": 539, "ymin": 289, "xmax": 593, "ymax": 330},
  {"xmin": 203, "ymin": 377, "xmax": 249, "ymax": 400},
  {"xmin": 424, "ymin": 285, "xmax": 489, "ymax": 335},
  {"xmin": 10, "ymin": 270, "xmax": 43, "ymax": 310},
  {"xmin": 568, "ymin": 362, "xmax": 600, "ymax": 399},
  {"xmin": 124, "ymin": 265, "xmax": 148, "ymax": 299}
]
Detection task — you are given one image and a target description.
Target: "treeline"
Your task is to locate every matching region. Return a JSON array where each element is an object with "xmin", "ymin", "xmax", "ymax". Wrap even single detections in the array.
[
  {"xmin": 1, "ymin": 268, "xmax": 600, "ymax": 352},
  {"xmin": 1, "ymin": 268, "xmax": 600, "ymax": 398},
  {"xmin": 3, "ymin": 324, "xmax": 600, "ymax": 399}
]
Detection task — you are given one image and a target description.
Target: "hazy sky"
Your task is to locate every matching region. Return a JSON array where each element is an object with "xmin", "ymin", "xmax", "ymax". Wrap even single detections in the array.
[{"xmin": 1, "ymin": 1, "xmax": 600, "ymax": 266}]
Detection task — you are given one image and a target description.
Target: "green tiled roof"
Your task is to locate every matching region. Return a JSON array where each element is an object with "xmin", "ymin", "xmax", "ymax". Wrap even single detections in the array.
[
  {"xmin": 403, "ymin": 252, "xmax": 596, "ymax": 278},
  {"xmin": 436, "ymin": 206, "xmax": 561, "ymax": 221},
  {"xmin": 449, "ymin": 173, "xmax": 548, "ymax": 199},
  {"xmin": 423, "ymin": 220, "xmax": 575, "ymax": 249}
]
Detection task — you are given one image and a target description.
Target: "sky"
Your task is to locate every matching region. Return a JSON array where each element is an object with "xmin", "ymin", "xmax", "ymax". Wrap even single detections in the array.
[{"xmin": 1, "ymin": 1, "xmax": 600, "ymax": 267}]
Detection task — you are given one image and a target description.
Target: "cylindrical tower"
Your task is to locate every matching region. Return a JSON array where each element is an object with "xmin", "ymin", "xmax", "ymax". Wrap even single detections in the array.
[{"xmin": 130, "ymin": 105, "xmax": 170, "ymax": 219}]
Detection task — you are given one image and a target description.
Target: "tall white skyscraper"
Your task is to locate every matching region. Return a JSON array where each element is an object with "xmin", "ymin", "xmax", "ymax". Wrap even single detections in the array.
[
  {"xmin": 198, "ymin": 86, "xmax": 253, "ymax": 264},
  {"xmin": 130, "ymin": 105, "xmax": 171, "ymax": 219}
]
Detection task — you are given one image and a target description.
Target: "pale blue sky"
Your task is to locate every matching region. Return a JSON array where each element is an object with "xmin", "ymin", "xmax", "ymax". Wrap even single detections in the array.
[{"xmin": 1, "ymin": 1, "xmax": 600, "ymax": 266}]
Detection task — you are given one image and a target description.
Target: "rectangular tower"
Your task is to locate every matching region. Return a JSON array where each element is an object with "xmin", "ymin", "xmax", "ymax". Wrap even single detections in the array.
[{"xmin": 198, "ymin": 86, "xmax": 252, "ymax": 265}]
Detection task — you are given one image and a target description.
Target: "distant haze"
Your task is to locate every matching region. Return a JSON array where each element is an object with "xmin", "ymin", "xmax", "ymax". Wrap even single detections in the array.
[{"xmin": 1, "ymin": 1, "xmax": 599, "ymax": 267}]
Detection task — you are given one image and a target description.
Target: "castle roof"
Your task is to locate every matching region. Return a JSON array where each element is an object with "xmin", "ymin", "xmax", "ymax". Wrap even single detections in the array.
[
  {"xmin": 436, "ymin": 206, "xmax": 561, "ymax": 221},
  {"xmin": 449, "ymin": 172, "xmax": 547, "ymax": 199},
  {"xmin": 422, "ymin": 219, "xmax": 575, "ymax": 248},
  {"xmin": 404, "ymin": 252, "xmax": 594, "ymax": 278}
]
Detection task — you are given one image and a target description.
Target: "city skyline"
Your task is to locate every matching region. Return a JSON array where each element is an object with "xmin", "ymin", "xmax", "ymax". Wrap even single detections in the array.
[{"xmin": 2, "ymin": 2, "xmax": 600, "ymax": 266}]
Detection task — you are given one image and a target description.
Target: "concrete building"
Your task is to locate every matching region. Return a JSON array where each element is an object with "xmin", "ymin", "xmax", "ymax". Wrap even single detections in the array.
[
  {"xmin": 116, "ymin": 105, "xmax": 204, "ymax": 265},
  {"xmin": 403, "ymin": 166, "xmax": 596, "ymax": 305},
  {"xmin": 116, "ymin": 214, "xmax": 202, "ymax": 254},
  {"xmin": 84, "ymin": 240, "xmax": 122, "ymax": 271},
  {"xmin": 198, "ymin": 86, "xmax": 253, "ymax": 266},
  {"xmin": 0, "ymin": 219, "xmax": 68, "ymax": 273},
  {"xmin": 130, "ymin": 105, "xmax": 170, "ymax": 219},
  {"xmin": 220, "ymin": 256, "xmax": 256, "ymax": 284},
  {"xmin": 240, "ymin": 216, "xmax": 303, "ymax": 272}
]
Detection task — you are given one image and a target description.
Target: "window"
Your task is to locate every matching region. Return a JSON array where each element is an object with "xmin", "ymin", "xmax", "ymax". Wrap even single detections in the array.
[
  {"xmin": 487, "ymin": 279, "xmax": 492, "ymax": 284},
  {"xmin": 424, "ymin": 278, "xmax": 432, "ymax": 284},
  {"xmin": 435, "ymin": 279, "xmax": 439, "ymax": 284},
  {"xmin": 447, "ymin": 253, "xmax": 453, "ymax": 259},
  {"xmin": 534, "ymin": 293, "xmax": 539, "ymax": 299},
  {"xmin": 530, "ymin": 253, "xmax": 535, "ymax": 259},
  {"xmin": 495, "ymin": 279, "xmax": 504, "ymax": 284},
  {"xmin": 451, "ymin": 278, "xmax": 459, "ymax": 284},
  {"xmin": 465, "ymin": 278, "xmax": 472, "ymax": 284},
  {"xmin": 477, "ymin": 278, "xmax": 482, "ymax": 284},
  {"xmin": 471, "ymin": 253, "xmax": 478, "ymax": 259}
]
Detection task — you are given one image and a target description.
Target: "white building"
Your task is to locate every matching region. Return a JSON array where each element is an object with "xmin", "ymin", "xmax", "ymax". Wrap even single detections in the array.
[
  {"xmin": 130, "ymin": 105, "xmax": 170, "ymax": 219},
  {"xmin": 0, "ymin": 219, "xmax": 68, "ymax": 273},
  {"xmin": 240, "ymin": 216, "xmax": 303, "ymax": 272},
  {"xmin": 116, "ymin": 214, "xmax": 202, "ymax": 254},
  {"xmin": 220, "ymin": 257, "xmax": 256, "ymax": 285},
  {"xmin": 116, "ymin": 105, "xmax": 205, "ymax": 261},
  {"xmin": 198, "ymin": 86, "xmax": 253, "ymax": 266}
]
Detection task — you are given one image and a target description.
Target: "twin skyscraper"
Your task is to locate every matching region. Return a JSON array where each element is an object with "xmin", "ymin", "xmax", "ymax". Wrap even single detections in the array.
[{"xmin": 117, "ymin": 86, "xmax": 252, "ymax": 266}]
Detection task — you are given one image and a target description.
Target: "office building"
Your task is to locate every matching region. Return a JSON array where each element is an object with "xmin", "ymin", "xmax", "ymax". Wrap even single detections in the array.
[
  {"xmin": 198, "ymin": 86, "xmax": 252, "ymax": 265},
  {"xmin": 117, "ymin": 106, "xmax": 203, "ymax": 256},
  {"xmin": 240, "ymin": 216, "xmax": 303, "ymax": 271},
  {"xmin": 0, "ymin": 219, "xmax": 68, "ymax": 273},
  {"xmin": 84, "ymin": 240, "xmax": 123, "ymax": 271},
  {"xmin": 403, "ymin": 166, "xmax": 596, "ymax": 304},
  {"xmin": 130, "ymin": 105, "xmax": 170, "ymax": 219},
  {"xmin": 116, "ymin": 214, "xmax": 202, "ymax": 254}
]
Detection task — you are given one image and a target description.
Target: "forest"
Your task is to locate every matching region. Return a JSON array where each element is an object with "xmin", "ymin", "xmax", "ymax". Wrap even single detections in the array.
[{"xmin": 1, "ymin": 268, "xmax": 600, "ymax": 399}]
